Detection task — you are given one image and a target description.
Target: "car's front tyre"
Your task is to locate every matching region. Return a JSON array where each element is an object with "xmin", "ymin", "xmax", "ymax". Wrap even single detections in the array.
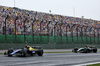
[
  {"xmin": 37, "ymin": 49, "xmax": 43, "ymax": 56},
  {"xmin": 7, "ymin": 49, "xmax": 13, "ymax": 57}
]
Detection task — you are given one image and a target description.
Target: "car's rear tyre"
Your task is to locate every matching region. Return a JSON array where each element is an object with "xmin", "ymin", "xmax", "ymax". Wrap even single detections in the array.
[
  {"xmin": 73, "ymin": 48, "xmax": 78, "ymax": 53},
  {"xmin": 37, "ymin": 49, "xmax": 43, "ymax": 56},
  {"xmin": 7, "ymin": 49, "xmax": 13, "ymax": 56}
]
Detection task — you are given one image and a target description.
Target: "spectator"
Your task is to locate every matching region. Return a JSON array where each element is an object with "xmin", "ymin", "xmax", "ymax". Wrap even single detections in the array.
[{"xmin": 0, "ymin": 5, "xmax": 100, "ymax": 37}]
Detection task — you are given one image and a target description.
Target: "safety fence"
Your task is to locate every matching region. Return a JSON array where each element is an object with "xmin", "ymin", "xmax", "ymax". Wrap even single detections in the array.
[
  {"xmin": 0, "ymin": 43, "xmax": 100, "ymax": 50},
  {"xmin": 0, "ymin": 35, "xmax": 99, "ymax": 44}
]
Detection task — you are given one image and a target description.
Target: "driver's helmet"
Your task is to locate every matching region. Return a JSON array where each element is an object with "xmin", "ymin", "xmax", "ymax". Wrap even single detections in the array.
[
  {"xmin": 85, "ymin": 45, "xmax": 88, "ymax": 48},
  {"xmin": 25, "ymin": 45, "xmax": 29, "ymax": 48}
]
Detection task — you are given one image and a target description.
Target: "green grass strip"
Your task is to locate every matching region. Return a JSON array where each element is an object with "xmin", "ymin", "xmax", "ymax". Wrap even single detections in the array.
[
  {"xmin": 87, "ymin": 63, "xmax": 100, "ymax": 66},
  {"xmin": 0, "ymin": 53, "xmax": 4, "ymax": 55}
]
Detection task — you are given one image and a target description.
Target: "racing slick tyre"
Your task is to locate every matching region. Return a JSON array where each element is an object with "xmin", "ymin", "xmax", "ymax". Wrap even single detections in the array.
[
  {"xmin": 7, "ymin": 48, "xmax": 13, "ymax": 57},
  {"xmin": 37, "ymin": 49, "xmax": 43, "ymax": 56},
  {"xmin": 73, "ymin": 48, "xmax": 78, "ymax": 53},
  {"xmin": 93, "ymin": 48, "xmax": 97, "ymax": 53}
]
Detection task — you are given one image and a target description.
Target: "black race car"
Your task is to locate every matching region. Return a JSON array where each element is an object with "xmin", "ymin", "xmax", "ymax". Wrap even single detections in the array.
[
  {"xmin": 72, "ymin": 46, "xmax": 97, "ymax": 53},
  {"xmin": 4, "ymin": 46, "xmax": 43, "ymax": 57}
]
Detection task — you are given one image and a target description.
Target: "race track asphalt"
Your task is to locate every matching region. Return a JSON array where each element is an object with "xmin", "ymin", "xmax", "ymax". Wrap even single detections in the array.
[{"xmin": 0, "ymin": 52, "xmax": 100, "ymax": 66}]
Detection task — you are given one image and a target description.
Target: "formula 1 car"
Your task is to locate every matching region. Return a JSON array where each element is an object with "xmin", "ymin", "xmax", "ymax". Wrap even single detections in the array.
[
  {"xmin": 4, "ymin": 46, "xmax": 43, "ymax": 57},
  {"xmin": 72, "ymin": 46, "xmax": 97, "ymax": 53}
]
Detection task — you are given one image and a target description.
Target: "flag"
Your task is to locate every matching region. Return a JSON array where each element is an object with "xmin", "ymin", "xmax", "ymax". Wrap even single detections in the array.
[
  {"xmin": 15, "ymin": 12, "xmax": 17, "ymax": 16},
  {"xmin": 33, "ymin": 26, "xmax": 35, "ymax": 29},
  {"xmin": 5, "ymin": 11, "xmax": 7, "ymax": 13},
  {"xmin": 14, "ymin": 28, "xmax": 18, "ymax": 35},
  {"xmin": 14, "ymin": 21, "xmax": 15, "ymax": 25},
  {"xmin": 21, "ymin": 22, "xmax": 23, "ymax": 26},
  {"xmin": 54, "ymin": 15, "xmax": 56, "ymax": 18}
]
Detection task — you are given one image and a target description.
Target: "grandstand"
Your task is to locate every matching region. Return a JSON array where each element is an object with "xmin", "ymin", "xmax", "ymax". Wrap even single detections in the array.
[{"xmin": 0, "ymin": 5, "xmax": 100, "ymax": 45}]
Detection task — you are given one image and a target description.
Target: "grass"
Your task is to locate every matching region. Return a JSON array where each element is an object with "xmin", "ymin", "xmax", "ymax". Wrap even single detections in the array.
[
  {"xmin": 0, "ymin": 53, "xmax": 3, "ymax": 55},
  {"xmin": 87, "ymin": 63, "xmax": 100, "ymax": 66}
]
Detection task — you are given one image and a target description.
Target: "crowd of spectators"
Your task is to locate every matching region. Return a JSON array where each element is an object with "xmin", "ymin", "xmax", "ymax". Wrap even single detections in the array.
[{"xmin": 0, "ymin": 6, "xmax": 100, "ymax": 37}]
